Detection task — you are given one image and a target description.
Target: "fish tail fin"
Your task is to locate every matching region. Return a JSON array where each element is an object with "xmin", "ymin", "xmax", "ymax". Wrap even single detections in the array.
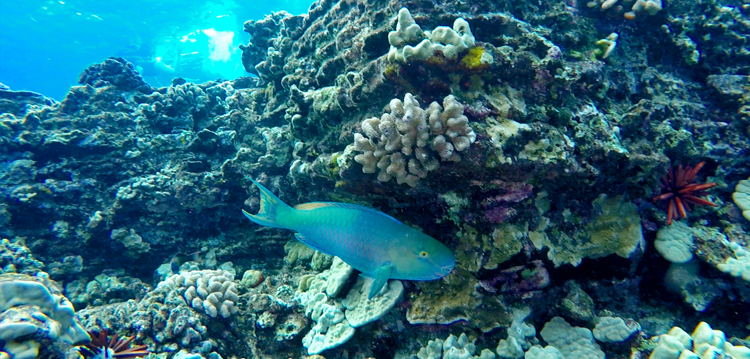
[{"xmin": 242, "ymin": 177, "xmax": 293, "ymax": 229}]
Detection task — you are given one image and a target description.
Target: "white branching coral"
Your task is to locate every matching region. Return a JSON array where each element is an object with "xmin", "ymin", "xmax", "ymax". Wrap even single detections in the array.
[{"xmin": 352, "ymin": 93, "xmax": 476, "ymax": 187}]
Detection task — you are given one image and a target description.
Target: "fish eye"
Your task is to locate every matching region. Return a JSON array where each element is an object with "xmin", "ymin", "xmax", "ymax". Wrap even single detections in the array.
[{"xmin": 419, "ymin": 251, "xmax": 428, "ymax": 258}]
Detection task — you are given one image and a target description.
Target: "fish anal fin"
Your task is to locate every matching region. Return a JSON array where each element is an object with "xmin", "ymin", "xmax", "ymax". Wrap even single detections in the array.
[
  {"xmin": 294, "ymin": 233, "xmax": 334, "ymax": 256},
  {"xmin": 367, "ymin": 264, "xmax": 393, "ymax": 299}
]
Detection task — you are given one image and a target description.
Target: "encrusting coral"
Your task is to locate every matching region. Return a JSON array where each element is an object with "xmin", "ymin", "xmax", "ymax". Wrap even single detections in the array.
[
  {"xmin": 654, "ymin": 221, "xmax": 695, "ymax": 263},
  {"xmin": 649, "ymin": 322, "xmax": 750, "ymax": 359},
  {"xmin": 733, "ymin": 176, "xmax": 750, "ymax": 221},
  {"xmin": 351, "ymin": 93, "xmax": 476, "ymax": 187},
  {"xmin": 293, "ymin": 257, "xmax": 404, "ymax": 355},
  {"xmin": 0, "ymin": 273, "xmax": 90, "ymax": 358},
  {"xmin": 416, "ymin": 333, "xmax": 496, "ymax": 359},
  {"xmin": 539, "ymin": 317, "xmax": 605, "ymax": 359}
]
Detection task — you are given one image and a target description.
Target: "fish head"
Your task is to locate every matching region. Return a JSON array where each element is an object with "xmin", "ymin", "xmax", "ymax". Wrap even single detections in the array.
[{"xmin": 392, "ymin": 231, "xmax": 455, "ymax": 280}]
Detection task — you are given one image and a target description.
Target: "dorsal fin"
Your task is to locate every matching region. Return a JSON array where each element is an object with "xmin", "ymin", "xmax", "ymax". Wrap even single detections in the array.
[{"xmin": 294, "ymin": 202, "xmax": 403, "ymax": 225}]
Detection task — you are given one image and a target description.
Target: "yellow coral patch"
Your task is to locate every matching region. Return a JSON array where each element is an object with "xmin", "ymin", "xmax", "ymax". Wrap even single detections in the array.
[{"xmin": 459, "ymin": 46, "xmax": 491, "ymax": 70}]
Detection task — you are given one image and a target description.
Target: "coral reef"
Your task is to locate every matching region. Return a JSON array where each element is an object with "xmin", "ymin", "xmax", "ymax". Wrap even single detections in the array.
[
  {"xmin": 495, "ymin": 307, "xmax": 537, "ymax": 358},
  {"xmin": 592, "ymin": 316, "xmax": 640, "ymax": 343},
  {"xmin": 586, "ymin": 0, "xmax": 662, "ymax": 20},
  {"xmin": 664, "ymin": 261, "xmax": 724, "ymax": 312},
  {"xmin": 0, "ymin": 0, "xmax": 749, "ymax": 355},
  {"xmin": 65, "ymin": 269, "xmax": 149, "ymax": 308},
  {"xmin": 76, "ymin": 267, "xmax": 235, "ymax": 357},
  {"xmin": 654, "ymin": 221, "xmax": 695, "ymax": 263},
  {"xmin": 0, "ymin": 238, "xmax": 44, "ymax": 275},
  {"xmin": 717, "ymin": 241, "xmax": 750, "ymax": 281}
]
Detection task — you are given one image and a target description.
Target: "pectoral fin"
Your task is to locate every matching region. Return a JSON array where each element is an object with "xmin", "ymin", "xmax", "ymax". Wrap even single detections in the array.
[{"xmin": 368, "ymin": 264, "xmax": 393, "ymax": 299}]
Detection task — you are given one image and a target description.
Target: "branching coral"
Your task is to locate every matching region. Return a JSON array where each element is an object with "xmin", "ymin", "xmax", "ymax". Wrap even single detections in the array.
[{"xmin": 351, "ymin": 93, "xmax": 476, "ymax": 186}]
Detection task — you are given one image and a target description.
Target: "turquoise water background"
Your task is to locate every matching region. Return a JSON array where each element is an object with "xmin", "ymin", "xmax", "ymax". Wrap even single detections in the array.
[{"xmin": 0, "ymin": 0, "xmax": 312, "ymax": 100}]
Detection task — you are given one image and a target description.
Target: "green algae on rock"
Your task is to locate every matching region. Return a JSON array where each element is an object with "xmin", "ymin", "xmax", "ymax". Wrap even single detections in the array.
[
  {"xmin": 531, "ymin": 194, "xmax": 643, "ymax": 267},
  {"xmin": 406, "ymin": 271, "xmax": 512, "ymax": 333}
]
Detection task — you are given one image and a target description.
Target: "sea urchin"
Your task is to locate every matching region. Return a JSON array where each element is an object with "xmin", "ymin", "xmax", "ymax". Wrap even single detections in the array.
[
  {"xmin": 79, "ymin": 330, "xmax": 149, "ymax": 359},
  {"xmin": 652, "ymin": 161, "xmax": 717, "ymax": 225}
]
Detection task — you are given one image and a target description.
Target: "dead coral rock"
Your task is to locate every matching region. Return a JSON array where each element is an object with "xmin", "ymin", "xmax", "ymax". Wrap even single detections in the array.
[{"xmin": 78, "ymin": 57, "xmax": 151, "ymax": 93}]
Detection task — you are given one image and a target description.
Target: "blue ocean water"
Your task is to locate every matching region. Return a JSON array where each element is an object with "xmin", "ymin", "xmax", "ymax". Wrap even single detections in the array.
[{"xmin": 0, "ymin": 0, "xmax": 312, "ymax": 100}]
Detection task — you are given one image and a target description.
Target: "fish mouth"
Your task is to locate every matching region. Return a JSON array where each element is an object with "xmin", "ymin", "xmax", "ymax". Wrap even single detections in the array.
[{"xmin": 435, "ymin": 265, "xmax": 455, "ymax": 277}]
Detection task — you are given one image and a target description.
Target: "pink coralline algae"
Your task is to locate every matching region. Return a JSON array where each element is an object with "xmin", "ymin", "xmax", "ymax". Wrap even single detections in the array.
[
  {"xmin": 465, "ymin": 101, "xmax": 492, "ymax": 119},
  {"xmin": 480, "ymin": 183, "xmax": 534, "ymax": 206},
  {"xmin": 485, "ymin": 206, "xmax": 518, "ymax": 224},
  {"xmin": 479, "ymin": 181, "xmax": 533, "ymax": 224},
  {"xmin": 479, "ymin": 260, "xmax": 550, "ymax": 296}
]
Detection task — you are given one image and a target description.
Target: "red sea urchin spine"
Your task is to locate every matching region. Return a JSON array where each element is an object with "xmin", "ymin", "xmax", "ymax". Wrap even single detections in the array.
[
  {"xmin": 652, "ymin": 192, "xmax": 675, "ymax": 201},
  {"xmin": 652, "ymin": 161, "xmax": 717, "ymax": 225},
  {"xmin": 674, "ymin": 196, "xmax": 688, "ymax": 219},
  {"xmin": 667, "ymin": 198, "xmax": 676, "ymax": 225},
  {"xmin": 681, "ymin": 194, "xmax": 717, "ymax": 207},
  {"xmin": 678, "ymin": 182, "xmax": 717, "ymax": 194},
  {"xmin": 683, "ymin": 161, "xmax": 706, "ymax": 183}
]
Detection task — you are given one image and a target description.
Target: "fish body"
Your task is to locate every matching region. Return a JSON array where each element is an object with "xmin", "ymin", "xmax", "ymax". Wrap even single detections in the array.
[
  {"xmin": 170, "ymin": 251, "xmax": 202, "ymax": 274},
  {"xmin": 242, "ymin": 178, "xmax": 455, "ymax": 298}
]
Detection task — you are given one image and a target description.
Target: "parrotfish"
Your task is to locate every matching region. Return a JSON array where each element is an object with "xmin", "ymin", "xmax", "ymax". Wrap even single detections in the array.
[{"xmin": 242, "ymin": 178, "xmax": 455, "ymax": 299}]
